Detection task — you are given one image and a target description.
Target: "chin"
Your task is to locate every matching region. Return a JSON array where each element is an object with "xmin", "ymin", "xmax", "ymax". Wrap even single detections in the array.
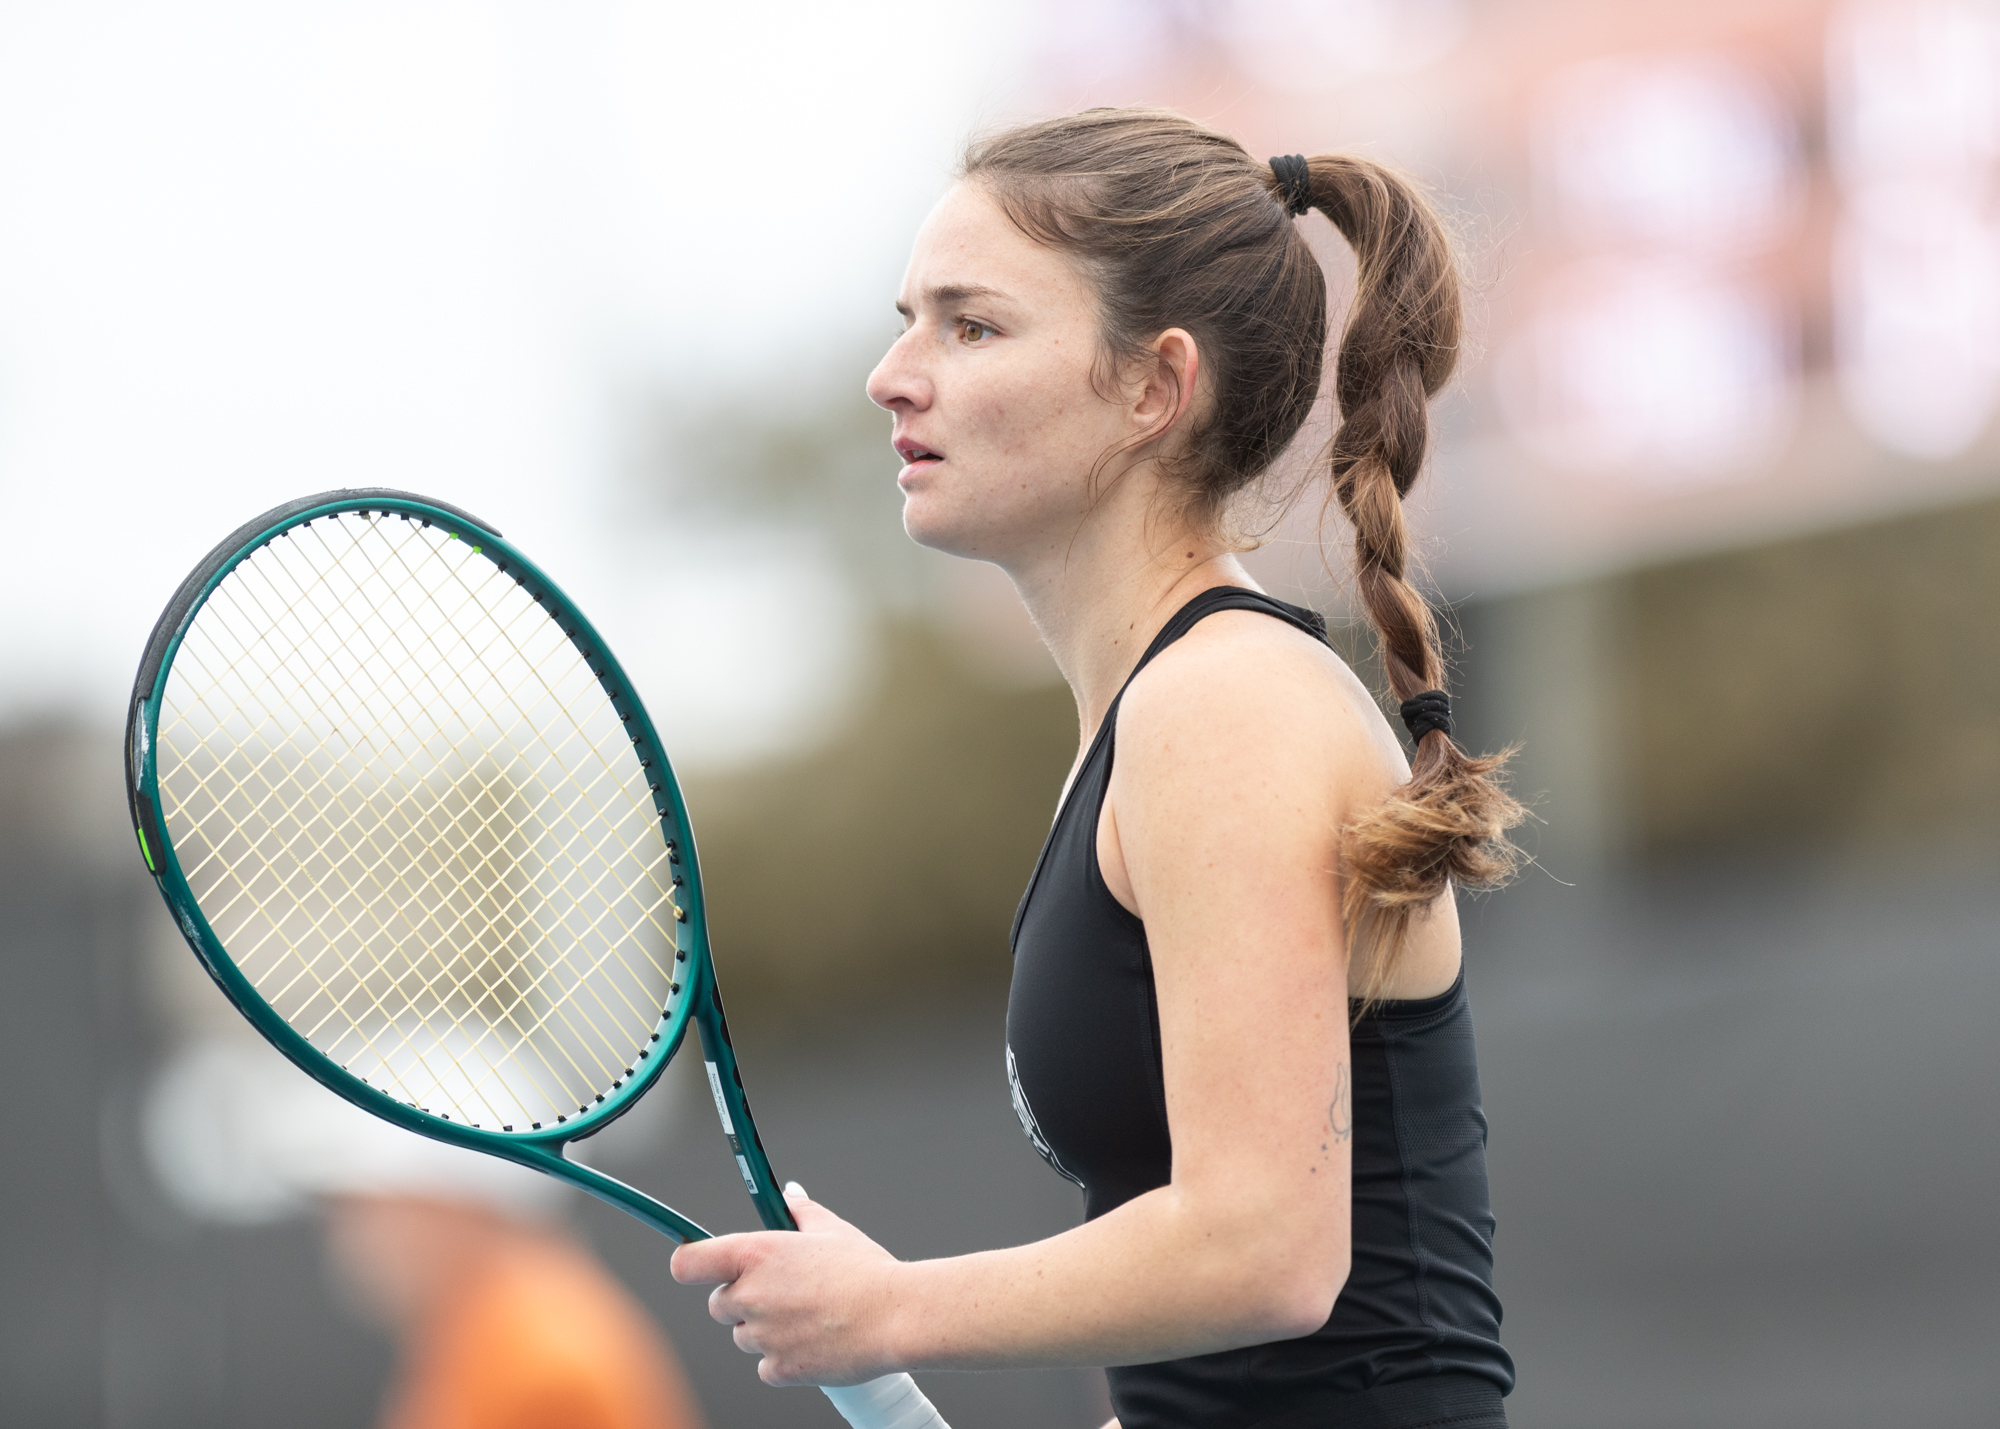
[{"xmin": 900, "ymin": 491, "xmax": 985, "ymax": 560}]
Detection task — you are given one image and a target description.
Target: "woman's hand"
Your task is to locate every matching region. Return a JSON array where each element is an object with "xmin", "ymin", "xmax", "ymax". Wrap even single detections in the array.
[{"xmin": 669, "ymin": 1184, "xmax": 905, "ymax": 1387}]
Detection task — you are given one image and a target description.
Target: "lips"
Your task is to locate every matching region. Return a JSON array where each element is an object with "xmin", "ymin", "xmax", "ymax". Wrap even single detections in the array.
[{"xmin": 894, "ymin": 437, "xmax": 943, "ymax": 465}]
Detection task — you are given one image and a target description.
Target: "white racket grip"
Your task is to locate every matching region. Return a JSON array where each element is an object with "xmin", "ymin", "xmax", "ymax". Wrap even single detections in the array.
[{"xmin": 820, "ymin": 1374, "xmax": 952, "ymax": 1429}]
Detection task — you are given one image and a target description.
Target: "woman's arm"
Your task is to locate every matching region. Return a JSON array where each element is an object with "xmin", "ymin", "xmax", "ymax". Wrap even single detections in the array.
[{"xmin": 671, "ymin": 622, "xmax": 1368, "ymax": 1385}]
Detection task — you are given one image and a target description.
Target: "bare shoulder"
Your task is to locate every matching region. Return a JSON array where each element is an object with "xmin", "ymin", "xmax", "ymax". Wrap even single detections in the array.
[
  {"xmin": 1114, "ymin": 608, "xmax": 1405, "ymax": 795},
  {"xmin": 1107, "ymin": 605, "xmax": 1462, "ymax": 998}
]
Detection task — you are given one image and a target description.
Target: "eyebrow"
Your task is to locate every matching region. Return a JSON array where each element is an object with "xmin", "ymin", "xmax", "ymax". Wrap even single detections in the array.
[{"xmin": 895, "ymin": 282, "xmax": 1011, "ymax": 317}]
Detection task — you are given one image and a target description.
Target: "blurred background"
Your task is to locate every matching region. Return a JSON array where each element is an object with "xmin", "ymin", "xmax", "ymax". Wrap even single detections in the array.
[{"xmin": 2, "ymin": 0, "xmax": 1997, "ymax": 1425}]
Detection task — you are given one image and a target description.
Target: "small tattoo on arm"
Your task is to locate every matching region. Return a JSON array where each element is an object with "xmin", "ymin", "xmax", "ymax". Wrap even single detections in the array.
[{"xmin": 1330, "ymin": 1064, "xmax": 1352, "ymax": 1143}]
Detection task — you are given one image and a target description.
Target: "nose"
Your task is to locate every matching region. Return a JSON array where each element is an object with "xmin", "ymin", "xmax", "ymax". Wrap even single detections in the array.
[{"xmin": 866, "ymin": 328, "xmax": 932, "ymax": 414}]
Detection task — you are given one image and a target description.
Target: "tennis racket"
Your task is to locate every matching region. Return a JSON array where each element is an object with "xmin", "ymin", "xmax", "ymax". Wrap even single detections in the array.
[{"xmin": 124, "ymin": 488, "xmax": 950, "ymax": 1429}]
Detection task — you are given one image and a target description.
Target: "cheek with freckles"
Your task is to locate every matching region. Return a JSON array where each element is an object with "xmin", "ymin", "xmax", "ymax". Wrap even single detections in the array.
[{"xmin": 902, "ymin": 358, "xmax": 1117, "ymax": 559}]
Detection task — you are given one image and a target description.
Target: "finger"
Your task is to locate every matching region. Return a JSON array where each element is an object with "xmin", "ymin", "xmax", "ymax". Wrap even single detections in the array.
[
  {"xmin": 780, "ymin": 1179, "xmax": 842, "ymax": 1227},
  {"xmin": 784, "ymin": 1190, "xmax": 850, "ymax": 1235},
  {"xmin": 708, "ymin": 1283, "xmax": 743, "ymax": 1328}
]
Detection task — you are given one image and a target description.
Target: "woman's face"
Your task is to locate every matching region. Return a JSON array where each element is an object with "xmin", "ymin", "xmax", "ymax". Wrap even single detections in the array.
[{"xmin": 867, "ymin": 182, "xmax": 1138, "ymax": 565}]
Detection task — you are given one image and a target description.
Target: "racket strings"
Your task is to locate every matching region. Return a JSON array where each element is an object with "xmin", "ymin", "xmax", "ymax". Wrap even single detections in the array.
[
  {"xmin": 283, "ymin": 520, "xmax": 674, "ymax": 1108},
  {"xmin": 178, "ymin": 525, "xmax": 663, "ymax": 1122},
  {"xmin": 157, "ymin": 511, "xmax": 682, "ymax": 1129},
  {"xmin": 170, "ymin": 549, "xmax": 573, "ymax": 1046},
  {"xmin": 170, "ymin": 558, "xmax": 603, "ymax": 1125}
]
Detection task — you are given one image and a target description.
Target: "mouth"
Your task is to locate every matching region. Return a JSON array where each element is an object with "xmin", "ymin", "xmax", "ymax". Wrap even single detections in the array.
[{"xmin": 894, "ymin": 437, "xmax": 944, "ymax": 470}]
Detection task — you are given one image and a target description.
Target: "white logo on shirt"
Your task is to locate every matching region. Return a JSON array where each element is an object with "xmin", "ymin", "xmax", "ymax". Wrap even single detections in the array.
[{"xmin": 1007, "ymin": 1042, "xmax": 1085, "ymax": 1190}]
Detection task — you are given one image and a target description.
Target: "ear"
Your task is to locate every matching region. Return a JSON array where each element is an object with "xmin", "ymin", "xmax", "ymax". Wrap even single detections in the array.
[{"xmin": 1130, "ymin": 327, "xmax": 1202, "ymax": 449}]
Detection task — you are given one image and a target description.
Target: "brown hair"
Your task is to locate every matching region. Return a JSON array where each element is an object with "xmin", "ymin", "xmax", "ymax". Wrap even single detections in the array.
[{"xmin": 963, "ymin": 108, "xmax": 1523, "ymax": 981}]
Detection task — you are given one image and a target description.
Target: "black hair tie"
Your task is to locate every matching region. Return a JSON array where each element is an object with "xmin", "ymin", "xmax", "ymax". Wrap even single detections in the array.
[
  {"xmin": 1269, "ymin": 153, "xmax": 1312, "ymax": 217},
  {"xmin": 1400, "ymin": 689, "xmax": 1453, "ymax": 747}
]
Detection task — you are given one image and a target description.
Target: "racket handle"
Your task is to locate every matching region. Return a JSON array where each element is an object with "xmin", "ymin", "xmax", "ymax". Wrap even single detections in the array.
[{"xmin": 820, "ymin": 1374, "xmax": 951, "ymax": 1429}]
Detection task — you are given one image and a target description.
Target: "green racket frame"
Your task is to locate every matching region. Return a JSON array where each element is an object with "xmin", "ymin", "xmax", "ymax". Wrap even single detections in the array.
[{"xmin": 124, "ymin": 488, "xmax": 794, "ymax": 1245}]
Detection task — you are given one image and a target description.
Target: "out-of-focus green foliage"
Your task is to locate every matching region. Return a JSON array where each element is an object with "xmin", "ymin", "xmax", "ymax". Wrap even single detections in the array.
[
  {"xmin": 636, "ymin": 358, "xmax": 950, "ymax": 614},
  {"xmin": 632, "ymin": 372, "xmax": 1077, "ymax": 1012},
  {"xmin": 686, "ymin": 620, "xmax": 1076, "ymax": 1014}
]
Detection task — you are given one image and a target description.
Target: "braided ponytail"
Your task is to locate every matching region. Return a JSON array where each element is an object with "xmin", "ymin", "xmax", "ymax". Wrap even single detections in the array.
[
  {"xmin": 963, "ymin": 111, "xmax": 1523, "ymax": 988},
  {"xmin": 1302, "ymin": 157, "xmax": 1524, "ymax": 983}
]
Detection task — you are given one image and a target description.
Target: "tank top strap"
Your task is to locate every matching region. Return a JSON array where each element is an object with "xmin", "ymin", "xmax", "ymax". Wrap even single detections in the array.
[{"xmin": 1112, "ymin": 586, "xmax": 1330, "ymax": 709}]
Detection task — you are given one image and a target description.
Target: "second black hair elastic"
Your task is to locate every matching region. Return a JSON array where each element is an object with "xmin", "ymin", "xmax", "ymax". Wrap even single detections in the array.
[{"xmin": 1399, "ymin": 689, "xmax": 1453, "ymax": 746}]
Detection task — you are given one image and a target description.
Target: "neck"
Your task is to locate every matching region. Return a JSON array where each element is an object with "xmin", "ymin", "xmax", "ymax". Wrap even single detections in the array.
[{"xmin": 998, "ymin": 475, "xmax": 1255, "ymax": 747}]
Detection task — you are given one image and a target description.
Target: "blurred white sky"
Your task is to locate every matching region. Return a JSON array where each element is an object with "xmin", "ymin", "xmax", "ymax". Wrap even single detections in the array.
[
  {"xmin": 0, "ymin": 0, "xmax": 1029, "ymax": 762},
  {"xmin": 9, "ymin": 0, "xmax": 1999, "ymax": 766}
]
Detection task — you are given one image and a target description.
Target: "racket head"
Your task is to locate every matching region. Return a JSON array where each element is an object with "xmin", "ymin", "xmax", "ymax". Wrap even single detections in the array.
[{"xmin": 125, "ymin": 489, "xmax": 710, "ymax": 1161}]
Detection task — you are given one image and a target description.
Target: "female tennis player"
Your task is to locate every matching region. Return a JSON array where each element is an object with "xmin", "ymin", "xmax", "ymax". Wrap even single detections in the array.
[{"xmin": 673, "ymin": 107, "xmax": 1523, "ymax": 1429}]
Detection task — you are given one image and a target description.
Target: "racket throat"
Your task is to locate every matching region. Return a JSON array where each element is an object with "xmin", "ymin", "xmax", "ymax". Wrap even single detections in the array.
[
  {"xmin": 692, "ymin": 987, "xmax": 795, "ymax": 1232},
  {"xmin": 704, "ymin": 1059, "xmax": 761, "ymax": 1196}
]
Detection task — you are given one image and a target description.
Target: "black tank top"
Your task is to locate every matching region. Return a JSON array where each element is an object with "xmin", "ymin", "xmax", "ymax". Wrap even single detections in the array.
[{"xmin": 1006, "ymin": 587, "xmax": 1514, "ymax": 1429}]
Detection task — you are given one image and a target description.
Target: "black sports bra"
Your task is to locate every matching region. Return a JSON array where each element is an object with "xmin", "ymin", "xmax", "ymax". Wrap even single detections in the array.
[{"xmin": 1006, "ymin": 586, "xmax": 1513, "ymax": 1429}]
